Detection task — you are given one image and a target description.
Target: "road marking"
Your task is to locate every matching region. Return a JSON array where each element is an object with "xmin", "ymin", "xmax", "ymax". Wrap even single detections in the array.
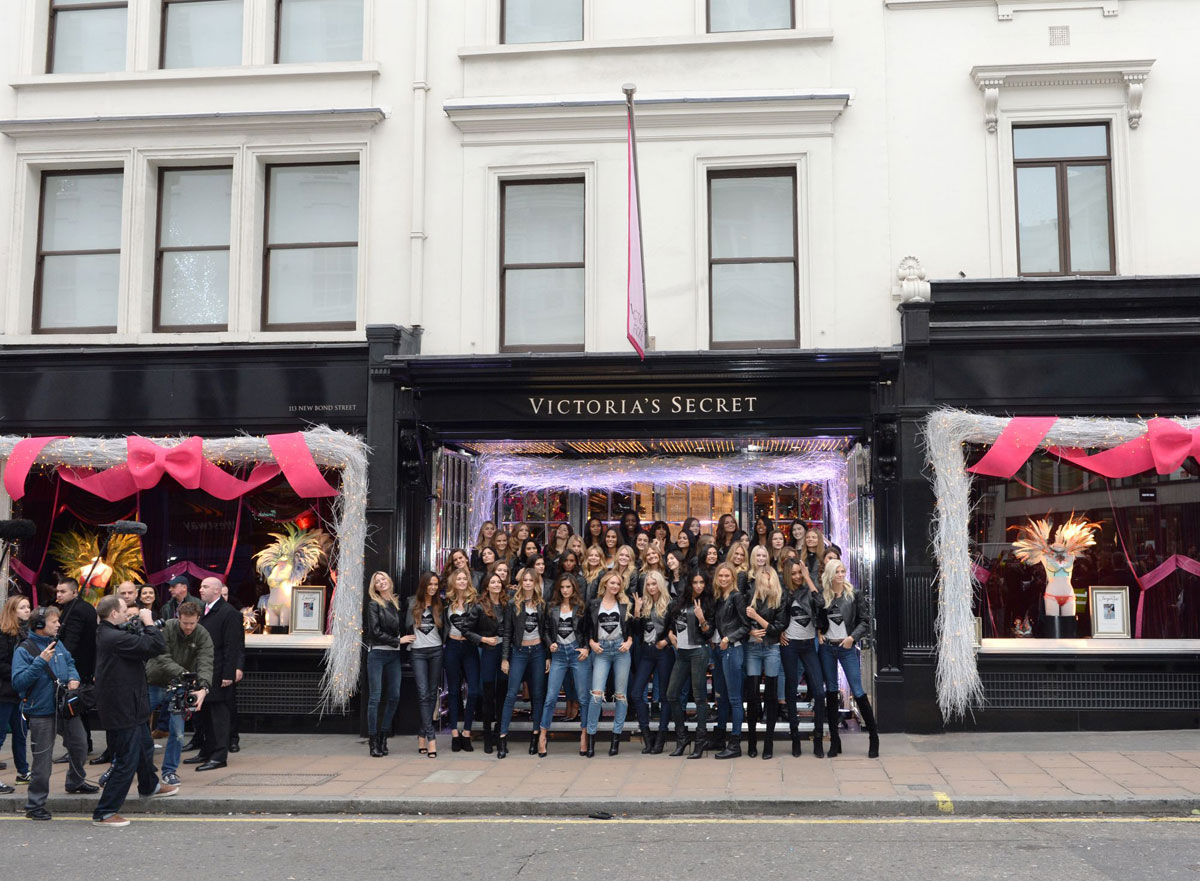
[
  {"xmin": 2, "ymin": 816, "xmax": 1197, "ymax": 826},
  {"xmin": 933, "ymin": 791, "xmax": 954, "ymax": 814}
]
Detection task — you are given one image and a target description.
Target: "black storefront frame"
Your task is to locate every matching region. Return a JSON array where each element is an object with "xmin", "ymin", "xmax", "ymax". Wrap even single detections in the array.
[{"xmin": 365, "ymin": 331, "xmax": 907, "ymax": 734}]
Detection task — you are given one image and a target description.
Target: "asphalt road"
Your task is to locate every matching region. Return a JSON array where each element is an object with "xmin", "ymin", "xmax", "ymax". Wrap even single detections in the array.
[{"xmin": 2, "ymin": 815, "xmax": 1197, "ymax": 880}]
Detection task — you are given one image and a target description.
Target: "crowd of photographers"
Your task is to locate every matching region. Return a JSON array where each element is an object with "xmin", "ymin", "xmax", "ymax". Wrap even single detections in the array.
[{"xmin": 0, "ymin": 574, "xmax": 243, "ymax": 826}]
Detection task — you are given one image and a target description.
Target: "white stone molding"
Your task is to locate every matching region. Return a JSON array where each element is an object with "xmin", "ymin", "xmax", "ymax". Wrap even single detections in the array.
[
  {"xmin": 895, "ymin": 257, "xmax": 931, "ymax": 303},
  {"xmin": 970, "ymin": 60, "xmax": 1154, "ymax": 132},
  {"xmin": 0, "ymin": 108, "xmax": 385, "ymax": 140},
  {"xmin": 885, "ymin": 0, "xmax": 1125, "ymax": 17}
]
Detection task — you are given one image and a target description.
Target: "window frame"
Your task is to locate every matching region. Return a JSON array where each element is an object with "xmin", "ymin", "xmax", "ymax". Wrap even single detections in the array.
[
  {"xmin": 47, "ymin": 0, "xmax": 129, "ymax": 74},
  {"xmin": 153, "ymin": 164, "xmax": 234, "ymax": 333},
  {"xmin": 706, "ymin": 166, "xmax": 800, "ymax": 350},
  {"xmin": 499, "ymin": 0, "xmax": 584, "ymax": 45},
  {"xmin": 705, "ymin": 0, "xmax": 795, "ymax": 34},
  {"xmin": 159, "ymin": 0, "xmax": 243, "ymax": 70},
  {"xmin": 273, "ymin": 0, "xmax": 363, "ymax": 63},
  {"xmin": 1012, "ymin": 122, "xmax": 1116, "ymax": 278},
  {"xmin": 33, "ymin": 168, "xmax": 124, "ymax": 335},
  {"xmin": 498, "ymin": 176, "xmax": 587, "ymax": 354},
  {"xmin": 261, "ymin": 160, "xmax": 360, "ymax": 332}
]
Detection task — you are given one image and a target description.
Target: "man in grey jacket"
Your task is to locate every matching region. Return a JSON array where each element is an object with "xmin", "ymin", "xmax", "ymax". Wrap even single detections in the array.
[{"xmin": 146, "ymin": 602, "xmax": 212, "ymax": 785}]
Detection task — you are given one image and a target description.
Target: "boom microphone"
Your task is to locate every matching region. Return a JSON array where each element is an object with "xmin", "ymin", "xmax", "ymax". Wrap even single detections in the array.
[
  {"xmin": 0, "ymin": 519, "xmax": 37, "ymax": 541},
  {"xmin": 103, "ymin": 520, "xmax": 148, "ymax": 536}
]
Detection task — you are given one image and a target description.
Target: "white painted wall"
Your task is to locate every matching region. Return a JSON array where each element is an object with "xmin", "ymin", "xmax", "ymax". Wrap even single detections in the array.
[{"xmin": 0, "ymin": 0, "xmax": 1195, "ymax": 354}]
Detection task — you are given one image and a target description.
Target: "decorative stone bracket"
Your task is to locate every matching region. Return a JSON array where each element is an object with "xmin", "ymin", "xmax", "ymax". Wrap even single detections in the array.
[{"xmin": 896, "ymin": 256, "xmax": 931, "ymax": 303}]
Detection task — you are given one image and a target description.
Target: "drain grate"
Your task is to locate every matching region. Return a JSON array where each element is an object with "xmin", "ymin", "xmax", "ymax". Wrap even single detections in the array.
[{"xmin": 213, "ymin": 773, "xmax": 335, "ymax": 787}]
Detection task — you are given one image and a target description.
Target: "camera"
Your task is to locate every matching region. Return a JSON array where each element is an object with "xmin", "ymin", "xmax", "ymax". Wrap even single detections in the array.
[{"xmin": 166, "ymin": 673, "xmax": 203, "ymax": 716}]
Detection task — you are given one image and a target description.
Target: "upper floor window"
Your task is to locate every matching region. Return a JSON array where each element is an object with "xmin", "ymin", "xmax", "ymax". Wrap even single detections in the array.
[
  {"xmin": 275, "ymin": 0, "xmax": 363, "ymax": 63},
  {"xmin": 502, "ymin": 0, "xmax": 583, "ymax": 44},
  {"xmin": 155, "ymin": 167, "xmax": 233, "ymax": 331},
  {"xmin": 500, "ymin": 179, "xmax": 585, "ymax": 352},
  {"xmin": 263, "ymin": 163, "xmax": 359, "ymax": 330},
  {"xmin": 48, "ymin": 1, "xmax": 128, "ymax": 74},
  {"xmin": 35, "ymin": 171, "xmax": 124, "ymax": 334},
  {"xmin": 1014, "ymin": 124, "xmax": 1114, "ymax": 276},
  {"xmin": 161, "ymin": 0, "xmax": 244, "ymax": 69},
  {"xmin": 708, "ymin": 168, "xmax": 798, "ymax": 348},
  {"xmin": 707, "ymin": 0, "xmax": 793, "ymax": 33}
]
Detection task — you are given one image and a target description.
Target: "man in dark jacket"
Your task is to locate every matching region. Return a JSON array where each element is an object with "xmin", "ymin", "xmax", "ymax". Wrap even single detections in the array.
[
  {"xmin": 91, "ymin": 596, "xmax": 175, "ymax": 828},
  {"xmin": 185, "ymin": 576, "xmax": 243, "ymax": 771},
  {"xmin": 160, "ymin": 575, "xmax": 197, "ymax": 621},
  {"xmin": 146, "ymin": 602, "xmax": 212, "ymax": 785},
  {"xmin": 55, "ymin": 578, "xmax": 100, "ymax": 755}
]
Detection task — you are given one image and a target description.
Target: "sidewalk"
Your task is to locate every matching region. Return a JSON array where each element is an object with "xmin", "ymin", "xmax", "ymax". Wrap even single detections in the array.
[{"xmin": 3, "ymin": 730, "xmax": 1197, "ymax": 817}]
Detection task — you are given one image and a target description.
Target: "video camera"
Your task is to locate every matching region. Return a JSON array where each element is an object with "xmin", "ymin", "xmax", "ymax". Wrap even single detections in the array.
[{"xmin": 165, "ymin": 672, "xmax": 203, "ymax": 716}]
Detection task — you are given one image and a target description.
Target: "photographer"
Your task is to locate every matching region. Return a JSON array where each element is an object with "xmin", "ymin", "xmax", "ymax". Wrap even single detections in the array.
[
  {"xmin": 91, "ymin": 596, "xmax": 175, "ymax": 828},
  {"xmin": 11, "ymin": 606, "xmax": 94, "ymax": 821},
  {"xmin": 146, "ymin": 602, "xmax": 212, "ymax": 785}
]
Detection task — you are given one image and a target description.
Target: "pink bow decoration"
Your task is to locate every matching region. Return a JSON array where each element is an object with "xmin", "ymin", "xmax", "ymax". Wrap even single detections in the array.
[
  {"xmin": 127, "ymin": 436, "xmax": 205, "ymax": 490},
  {"xmin": 1051, "ymin": 417, "xmax": 1200, "ymax": 478},
  {"xmin": 3, "ymin": 436, "xmax": 67, "ymax": 501}
]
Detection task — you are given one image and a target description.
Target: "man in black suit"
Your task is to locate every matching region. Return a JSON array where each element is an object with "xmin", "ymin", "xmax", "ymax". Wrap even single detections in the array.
[
  {"xmin": 54, "ymin": 578, "xmax": 100, "ymax": 756},
  {"xmin": 185, "ymin": 576, "xmax": 243, "ymax": 771}
]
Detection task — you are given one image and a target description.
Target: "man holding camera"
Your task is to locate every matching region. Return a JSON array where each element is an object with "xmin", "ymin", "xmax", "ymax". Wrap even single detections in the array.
[
  {"xmin": 146, "ymin": 602, "xmax": 211, "ymax": 785},
  {"xmin": 92, "ymin": 595, "xmax": 175, "ymax": 828},
  {"xmin": 11, "ymin": 606, "xmax": 94, "ymax": 821}
]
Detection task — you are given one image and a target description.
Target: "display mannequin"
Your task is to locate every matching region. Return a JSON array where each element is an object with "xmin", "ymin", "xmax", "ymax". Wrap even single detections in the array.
[
  {"xmin": 252, "ymin": 525, "xmax": 332, "ymax": 632},
  {"xmin": 1012, "ymin": 516, "xmax": 1099, "ymax": 638}
]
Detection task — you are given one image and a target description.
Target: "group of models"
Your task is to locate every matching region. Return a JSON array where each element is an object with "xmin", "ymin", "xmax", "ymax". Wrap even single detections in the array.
[{"xmin": 363, "ymin": 513, "xmax": 879, "ymax": 761}]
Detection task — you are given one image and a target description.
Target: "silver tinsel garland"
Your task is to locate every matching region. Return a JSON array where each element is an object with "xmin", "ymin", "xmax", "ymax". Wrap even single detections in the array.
[
  {"xmin": 922, "ymin": 408, "xmax": 1200, "ymax": 721},
  {"xmin": 0, "ymin": 426, "xmax": 369, "ymax": 711}
]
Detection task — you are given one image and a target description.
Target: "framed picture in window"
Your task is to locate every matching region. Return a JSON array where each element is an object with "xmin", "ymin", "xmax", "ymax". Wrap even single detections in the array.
[
  {"xmin": 291, "ymin": 588, "xmax": 325, "ymax": 634},
  {"xmin": 1088, "ymin": 586, "xmax": 1131, "ymax": 639}
]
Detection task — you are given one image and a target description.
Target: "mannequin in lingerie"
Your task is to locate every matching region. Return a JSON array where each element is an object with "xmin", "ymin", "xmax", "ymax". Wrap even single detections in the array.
[{"xmin": 1012, "ymin": 516, "xmax": 1100, "ymax": 639}]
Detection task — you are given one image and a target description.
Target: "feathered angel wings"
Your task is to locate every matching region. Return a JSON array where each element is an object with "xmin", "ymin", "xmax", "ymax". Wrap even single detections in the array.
[
  {"xmin": 1012, "ymin": 515, "xmax": 1100, "ymax": 566},
  {"xmin": 253, "ymin": 523, "xmax": 333, "ymax": 585}
]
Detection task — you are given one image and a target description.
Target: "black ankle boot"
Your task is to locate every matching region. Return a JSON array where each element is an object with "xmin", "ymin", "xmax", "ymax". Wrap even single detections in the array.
[
  {"xmin": 791, "ymin": 731, "xmax": 803, "ymax": 757},
  {"xmin": 855, "ymin": 694, "xmax": 881, "ymax": 758},
  {"xmin": 744, "ymin": 677, "xmax": 760, "ymax": 758},
  {"xmin": 825, "ymin": 693, "xmax": 842, "ymax": 758},
  {"xmin": 639, "ymin": 727, "xmax": 653, "ymax": 754},
  {"xmin": 497, "ymin": 735, "xmax": 508, "ymax": 759},
  {"xmin": 586, "ymin": 734, "xmax": 596, "ymax": 758},
  {"xmin": 380, "ymin": 734, "xmax": 390, "ymax": 756},
  {"xmin": 529, "ymin": 729, "xmax": 539, "ymax": 756},
  {"xmin": 609, "ymin": 737, "xmax": 620, "ymax": 757},
  {"xmin": 704, "ymin": 728, "xmax": 727, "ymax": 753},
  {"xmin": 452, "ymin": 733, "xmax": 463, "ymax": 753},
  {"xmin": 650, "ymin": 729, "xmax": 667, "ymax": 754},
  {"xmin": 714, "ymin": 735, "xmax": 742, "ymax": 759},
  {"xmin": 670, "ymin": 731, "xmax": 692, "ymax": 757},
  {"xmin": 369, "ymin": 734, "xmax": 382, "ymax": 758},
  {"xmin": 687, "ymin": 735, "xmax": 706, "ymax": 759},
  {"xmin": 460, "ymin": 731, "xmax": 474, "ymax": 752}
]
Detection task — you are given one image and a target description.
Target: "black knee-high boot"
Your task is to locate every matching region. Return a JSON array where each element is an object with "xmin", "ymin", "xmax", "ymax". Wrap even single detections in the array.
[
  {"xmin": 854, "ymin": 693, "xmax": 880, "ymax": 758},
  {"xmin": 825, "ymin": 692, "xmax": 842, "ymax": 758},
  {"xmin": 744, "ymin": 676, "xmax": 760, "ymax": 758},
  {"xmin": 810, "ymin": 689, "xmax": 825, "ymax": 758},
  {"xmin": 481, "ymin": 683, "xmax": 497, "ymax": 754},
  {"xmin": 762, "ymin": 677, "xmax": 778, "ymax": 760}
]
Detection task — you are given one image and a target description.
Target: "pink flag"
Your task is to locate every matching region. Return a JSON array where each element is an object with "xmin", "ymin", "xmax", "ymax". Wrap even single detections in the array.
[{"xmin": 626, "ymin": 115, "xmax": 647, "ymax": 359}]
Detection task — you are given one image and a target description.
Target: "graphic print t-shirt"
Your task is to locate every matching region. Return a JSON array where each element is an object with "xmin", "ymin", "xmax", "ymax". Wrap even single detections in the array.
[
  {"xmin": 556, "ymin": 610, "xmax": 576, "ymax": 647},
  {"xmin": 597, "ymin": 603, "xmax": 621, "ymax": 640},
  {"xmin": 825, "ymin": 598, "xmax": 848, "ymax": 642},
  {"xmin": 522, "ymin": 604, "xmax": 540, "ymax": 640},
  {"xmin": 448, "ymin": 606, "xmax": 469, "ymax": 640},
  {"xmin": 675, "ymin": 606, "xmax": 696, "ymax": 650},
  {"xmin": 786, "ymin": 593, "xmax": 816, "ymax": 640},
  {"xmin": 414, "ymin": 607, "xmax": 442, "ymax": 649}
]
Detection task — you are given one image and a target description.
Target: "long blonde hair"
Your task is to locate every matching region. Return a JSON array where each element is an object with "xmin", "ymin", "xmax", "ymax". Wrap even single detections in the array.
[
  {"xmin": 581, "ymin": 545, "xmax": 606, "ymax": 583},
  {"xmin": 612, "ymin": 545, "xmax": 638, "ymax": 587},
  {"xmin": 367, "ymin": 571, "xmax": 399, "ymax": 608},
  {"xmin": 751, "ymin": 565, "xmax": 783, "ymax": 610},
  {"xmin": 712, "ymin": 562, "xmax": 739, "ymax": 599},
  {"xmin": 639, "ymin": 571, "xmax": 671, "ymax": 618},
  {"xmin": 473, "ymin": 520, "xmax": 496, "ymax": 551},
  {"xmin": 821, "ymin": 558, "xmax": 854, "ymax": 607},
  {"xmin": 596, "ymin": 570, "xmax": 630, "ymax": 619},
  {"xmin": 726, "ymin": 542, "xmax": 749, "ymax": 574},
  {"xmin": 511, "ymin": 567, "xmax": 545, "ymax": 610},
  {"xmin": 445, "ymin": 568, "xmax": 477, "ymax": 608}
]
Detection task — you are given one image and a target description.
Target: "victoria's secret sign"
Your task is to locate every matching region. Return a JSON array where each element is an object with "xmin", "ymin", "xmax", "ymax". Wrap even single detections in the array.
[{"xmin": 528, "ymin": 394, "xmax": 760, "ymax": 418}]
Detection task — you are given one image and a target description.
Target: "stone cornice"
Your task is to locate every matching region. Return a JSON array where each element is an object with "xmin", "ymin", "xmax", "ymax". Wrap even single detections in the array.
[
  {"xmin": 886, "ymin": 0, "xmax": 1125, "ymax": 18},
  {"xmin": 970, "ymin": 60, "xmax": 1154, "ymax": 131},
  {"xmin": 0, "ymin": 107, "xmax": 386, "ymax": 139}
]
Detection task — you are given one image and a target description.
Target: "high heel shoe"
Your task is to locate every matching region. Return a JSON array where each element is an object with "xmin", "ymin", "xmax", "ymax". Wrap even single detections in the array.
[
  {"xmin": 427, "ymin": 738, "xmax": 437, "ymax": 758},
  {"xmin": 608, "ymin": 736, "xmax": 620, "ymax": 757},
  {"xmin": 497, "ymin": 735, "xmax": 508, "ymax": 759},
  {"xmin": 579, "ymin": 732, "xmax": 588, "ymax": 756},
  {"xmin": 417, "ymin": 736, "xmax": 427, "ymax": 755},
  {"xmin": 537, "ymin": 730, "xmax": 548, "ymax": 758},
  {"xmin": 460, "ymin": 731, "xmax": 475, "ymax": 752},
  {"xmin": 451, "ymin": 733, "xmax": 463, "ymax": 753}
]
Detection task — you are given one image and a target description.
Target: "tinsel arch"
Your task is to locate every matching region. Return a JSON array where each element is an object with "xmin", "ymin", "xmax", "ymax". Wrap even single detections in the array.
[
  {"xmin": 469, "ymin": 451, "xmax": 851, "ymax": 555},
  {"xmin": 0, "ymin": 426, "xmax": 368, "ymax": 711},
  {"xmin": 922, "ymin": 408, "xmax": 1199, "ymax": 722}
]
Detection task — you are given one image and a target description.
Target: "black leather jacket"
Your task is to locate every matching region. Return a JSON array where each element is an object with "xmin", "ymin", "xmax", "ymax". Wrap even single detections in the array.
[
  {"xmin": 665, "ymin": 593, "xmax": 714, "ymax": 647},
  {"xmin": 746, "ymin": 595, "xmax": 788, "ymax": 646},
  {"xmin": 402, "ymin": 596, "xmax": 448, "ymax": 645},
  {"xmin": 713, "ymin": 590, "xmax": 750, "ymax": 645},
  {"xmin": 502, "ymin": 601, "xmax": 548, "ymax": 661},
  {"xmin": 587, "ymin": 597, "xmax": 633, "ymax": 644},
  {"xmin": 637, "ymin": 607, "xmax": 670, "ymax": 646},
  {"xmin": 465, "ymin": 601, "xmax": 507, "ymax": 647},
  {"xmin": 781, "ymin": 587, "xmax": 826, "ymax": 640},
  {"xmin": 544, "ymin": 602, "xmax": 590, "ymax": 648},
  {"xmin": 365, "ymin": 599, "xmax": 403, "ymax": 649},
  {"xmin": 821, "ymin": 590, "xmax": 871, "ymax": 643}
]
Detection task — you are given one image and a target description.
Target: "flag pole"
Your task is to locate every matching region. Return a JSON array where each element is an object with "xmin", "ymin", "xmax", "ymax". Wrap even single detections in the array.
[{"xmin": 623, "ymin": 83, "xmax": 649, "ymax": 358}]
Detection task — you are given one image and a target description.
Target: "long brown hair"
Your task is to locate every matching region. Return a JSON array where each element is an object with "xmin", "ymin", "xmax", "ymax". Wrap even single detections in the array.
[
  {"xmin": 411, "ymin": 571, "xmax": 443, "ymax": 626},
  {"xmin": 511, "ymin": 567, "xmax": 545, "ymax": 610},
  {"xmin": 550, "ymin": 574, "xmax": 583, "ymax": 614},
  {"xmin": 479, "ymin": 572, "xmax": 506, "ymax": 619},
  {"xmin": 0, "ymin": 595, "xmax": 31, "ymax": 637}
]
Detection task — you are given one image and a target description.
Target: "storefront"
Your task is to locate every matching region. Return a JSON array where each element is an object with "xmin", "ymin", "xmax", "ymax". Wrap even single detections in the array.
[
  {"xmin": 366, "ymin": 330, "xmax": 906, "ymax": 733},
  {"xmin": 0, "ymin": 341, "xmax": 369, "ymax": 734},
  {"xmin": 898, "ymin": 276, "xmax": 1200, "ymax": 732}
]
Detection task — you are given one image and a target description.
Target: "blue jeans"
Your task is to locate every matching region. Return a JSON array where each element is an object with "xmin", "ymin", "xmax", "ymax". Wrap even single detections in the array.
[
  {"xmin": 714, "ymin": 642, "xmax": 746, "ymax": 735},
  {"xmin": 500, "ymin": 643, "xmax": 546, "ymax": 736},
  {"xmin": 410, "ymin": 646, "xmax": 444, "ymax": 740},
  {"xmin": 819, "ymin": 642, "xmax": 865, "ymax": 698},
  {"xmin": 365, "ymin": 649, "xmax": 403, "ymax": 735},
  {"xmin": 781, "ymin": 637, "xmax": 825, "ymax": 731},
  {"xmin": 443, "ymin": 640, "xmax": 480, "ymax": 732},
  {"xmin": 541, "ymin": 644, "xmax": 591, "ymax": 731},
  {"xmin": 586, "ymin": 639, "xmax": 632, "ymax": 735},
  {"xmin": 94, "ymin": 724, "xmax": 159, "ymax": 822},
  {"xmin": 0, "ymin": 700, "xmax": 29, "ymax": 776},
  {"xmin": 147, "ymin": 686, "xmax": 187, "ymax": 775},
  {"xmin": 630, "ymin": 641, "xmax": 673, "ymax": 732},
  {"xmin": 744, "ymin": 641, "xmax": 781, "ymax": 677}
]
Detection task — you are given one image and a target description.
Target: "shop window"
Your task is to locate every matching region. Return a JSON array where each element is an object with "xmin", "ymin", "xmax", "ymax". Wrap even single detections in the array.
[
  {"xmin": 501, "ymin": 0, "xmax": 583, "ymax": 44},
  {"xmin": 707, "ymin": 0, "xmax": 793, "ymax": 33},
  {"xmin": 499, "ymin": 178, "xmax": 585, "ymax": 352},
  {"xmin": 34, "ymin": 170, "xmax": 124, "ymax": 334},
  {"xmin": 262, "ymin": 162, "xmax": 359, "ymax": 331},
  {"xmin": 155, "ymin": 167, "xmax": 233, "ymax": 331},
  {"xmin": 275, "ymin": 0, "xmax": 363, "ymax": 63},
  {"xmin": 969, "ymin": 448, "xmax": 1200, "ymax": 642},
  {"xmin": 161, "ymin": 0, "xmax": 244, "ymax": 69},
  {"xmin": 1014, "ymin": 123, "xmax": 1114, "ymax": 276},
  {"xmin": 708, "ymin": 168, "xmax": 798, "ymax": 348},
  {"xmin": 48, "ymin": 0, "xmax": 128, "ymax": 74},
  {"xmin": 501, "ymin": 489, "xmax": 572, "ymax": 546}
]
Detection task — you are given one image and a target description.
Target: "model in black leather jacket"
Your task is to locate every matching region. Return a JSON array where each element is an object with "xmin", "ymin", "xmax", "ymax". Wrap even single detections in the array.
[
  {"xmin": 402, "ymin": 595, "xmax": 448, "ymax": 642},
  {"xmin": 713, "ymin": 590, "xmax": 750, "ymax": 645},
  {"xmin": 586, "ymin": 596, "xmax": 633, "ymax": 645},
  {"xmin": 821, "ymin": 589, "xmax": 871, "ymax": 644},
  {"xmin": 781, "ymin": 587, "xmax": 826, "ymax": 637},
  {"xmin": 464, "ymin": 600, "xmax": 507, "ymax": 646},
  {"xmin": 365, "ymin": 599, "xmax": 403, "ymax": 649},
  {"xmin": 745, "ymin": 594, "xmax": 788, "ymax": 645},
  {"xmin": 665, "ymin": 590, "xmax": 715, "ymax": 646},
  {"xmin": 544, "ymin": 599, "xmax": 590, "ymax": 646},
  {"xmin": 502, "ymin": 601, "xmax": 549, "ymax": 662},
  {"xmin": 638, "ymin": 606, "xmax": 671, "ymax": 645}
]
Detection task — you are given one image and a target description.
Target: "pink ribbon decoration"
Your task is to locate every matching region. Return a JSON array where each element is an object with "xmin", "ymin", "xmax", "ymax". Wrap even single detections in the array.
[
  {"xmin": 1132, "ymin": 554, "xmax": 1200, "ymax": 638},
  {"xmin": 267, "ymin": 433, "xmax": 338, "ymax": 498},
  {"xmin": 967, "ymin": 417, "xmax": 1057, "ymax": 478},
  {"xmin": 1051, "ymin": 417, "xmax": 1200, "ymax": 477},
  {"xmin": 3, "ymin": 436, "xmax": 67, "ymax": 502},
  {"xmin": 127, "ymin": 436, "xmax": 205, "ymax": 490}
]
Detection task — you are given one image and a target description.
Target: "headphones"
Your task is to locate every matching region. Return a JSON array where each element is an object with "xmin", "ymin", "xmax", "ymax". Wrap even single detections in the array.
[{"xmin": 30, "ymin": 605, "xmax": 50, "ymax": 632}]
